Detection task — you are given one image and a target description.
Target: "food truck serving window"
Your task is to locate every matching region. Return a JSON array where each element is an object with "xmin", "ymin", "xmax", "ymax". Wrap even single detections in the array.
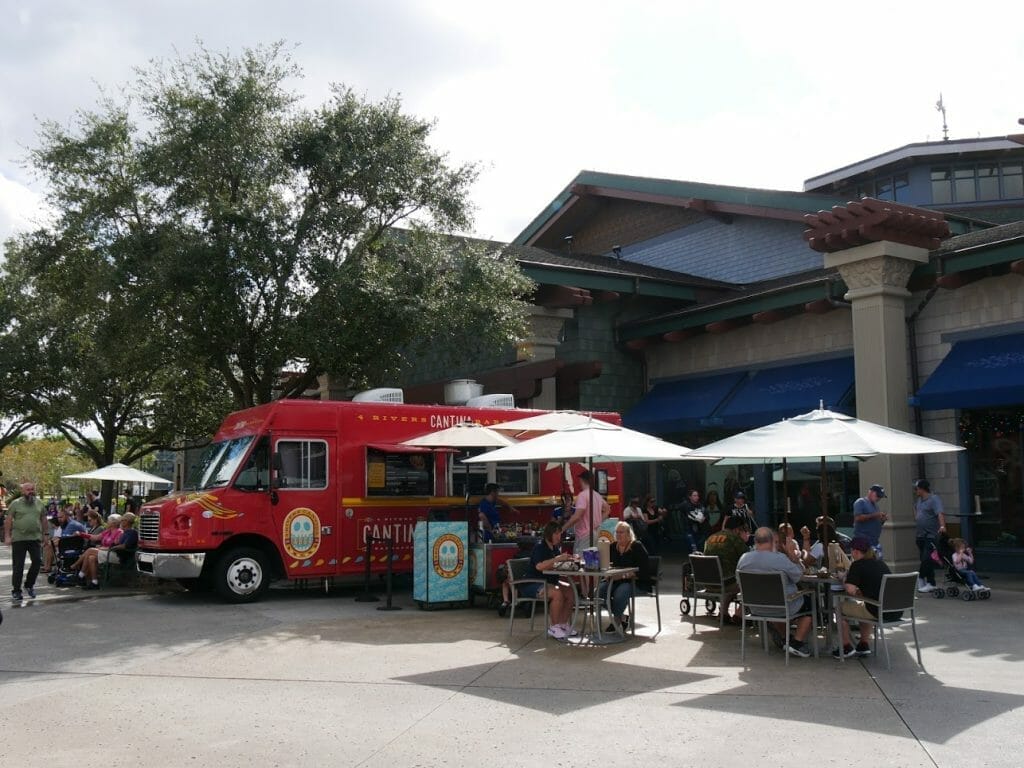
[
  {"xmin": 277, "ymin": 440, "xmax": 328, "ymax": 490},
  {"xmin": 366, "ymin": 446, "xmax": 433, "ymax": 497}
]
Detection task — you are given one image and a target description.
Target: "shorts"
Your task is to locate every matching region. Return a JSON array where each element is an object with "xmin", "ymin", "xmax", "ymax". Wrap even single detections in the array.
[
  {"xmin": 840, "ymin": 599, "xmax": 876, "ymax": 621},
  {"xmin": 517, "ymin": 582, "xmax": 546, "ymax": 599}
]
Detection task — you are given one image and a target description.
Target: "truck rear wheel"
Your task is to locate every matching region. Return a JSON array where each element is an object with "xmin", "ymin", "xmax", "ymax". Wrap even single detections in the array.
[{"xmin": 215, "ymin": 547, "xmax": 270, "ymax": 603}]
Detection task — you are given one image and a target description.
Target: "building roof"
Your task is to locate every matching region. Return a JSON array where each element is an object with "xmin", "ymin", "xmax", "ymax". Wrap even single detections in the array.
[
  {"xmin": 515, "ymin": 170, "xmax": 848, "ymax": 247},
  {"xmin": 804, "ymin": 136, "xmax": 1024, "ymax": 192}
]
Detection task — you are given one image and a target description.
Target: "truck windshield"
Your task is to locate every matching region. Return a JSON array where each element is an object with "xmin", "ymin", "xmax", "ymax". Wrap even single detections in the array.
[{"xmin": 184, "ymin": 436, "xmax": 255, "ymax": 491}]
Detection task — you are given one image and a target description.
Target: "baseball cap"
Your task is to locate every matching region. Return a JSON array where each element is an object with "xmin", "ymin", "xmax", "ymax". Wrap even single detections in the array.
[
  {"xmin": 868, "ymin": 484, "xmax": 886, "ymax": 498},
  {"xmin": 914, "ymin": 479, "xmax": 931, "ymax": 491},
  {"xmin": 850, "ymin": 536, "xmax": 871, "ymax": 553},
  {"xmin": 734, "ymin": 490, "xmax": 746, "ymax": 499}
]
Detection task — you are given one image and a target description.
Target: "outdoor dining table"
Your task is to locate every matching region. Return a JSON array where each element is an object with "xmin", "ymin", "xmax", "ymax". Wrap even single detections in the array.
[
  {"xmin": 799, "ymin": 571, "xmax": 846, "ymax": 649},
  {"xmin": 543, "ymin": 566, "xmax": 638, "ymax": 645}
]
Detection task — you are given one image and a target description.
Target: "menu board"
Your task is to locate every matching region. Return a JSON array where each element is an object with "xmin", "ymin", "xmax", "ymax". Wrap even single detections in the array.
[{"xmin": 367, "ymin": 449, "xmax": 433, "ymax": 496}]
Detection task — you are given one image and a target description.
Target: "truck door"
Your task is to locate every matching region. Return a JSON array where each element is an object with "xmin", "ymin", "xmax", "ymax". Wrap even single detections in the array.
[{"xmin": 273, "ymin": 436, "xmax": 338, "ymax": 579}]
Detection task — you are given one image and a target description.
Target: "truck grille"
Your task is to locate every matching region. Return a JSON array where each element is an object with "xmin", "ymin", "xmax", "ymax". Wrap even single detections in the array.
[{"xmin": 139, "ymin": 511, "xmax": 160, "ymax": 542}]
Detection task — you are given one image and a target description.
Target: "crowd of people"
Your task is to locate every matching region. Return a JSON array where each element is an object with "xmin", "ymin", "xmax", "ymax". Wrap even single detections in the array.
[{"xmin": 3, "ymin": 481, "xmax": 141, "ymax": 601}]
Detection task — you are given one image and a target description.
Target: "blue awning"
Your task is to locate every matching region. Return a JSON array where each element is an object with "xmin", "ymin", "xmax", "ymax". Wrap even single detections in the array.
[
  {"xmin": 714, "ymin": 357, "xmax": 855, "ymax": 428},
  {"xmin": 623, "ymin": 371, "xmax": 747, "ymax": 435},
  {"xmin": 915, "ymin": 333, "xmax": 1024, "ymax": 410}
]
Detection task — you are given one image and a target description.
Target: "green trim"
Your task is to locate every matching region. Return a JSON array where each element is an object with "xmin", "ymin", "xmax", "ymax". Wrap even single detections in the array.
[
  {"xmin": 923, "ymin": 240, "xmax": 1024, "ymax": 277},
  {"xmin": 618, "ymin": 281, "xmax": 847, "ymax": 341},
  {"xmin": 521, "ymin": 264, "xmax": 699, "ymax": 300}
]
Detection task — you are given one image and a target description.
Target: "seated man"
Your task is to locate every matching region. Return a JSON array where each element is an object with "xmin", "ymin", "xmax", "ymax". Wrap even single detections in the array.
[
  {"xmin": 524, "ymin": 521, "xmax": 577, "ymax": 640},
  {"xmin": 737, "ymin": 526, "xmax": 815, "ymax": 658},
  {"xmin": 702, "ymin": 516, "xmax": 749, "ymax": 623},
  {"xmin": 833, "ymin": 535, "xmax": 897, "ymax": 659}
]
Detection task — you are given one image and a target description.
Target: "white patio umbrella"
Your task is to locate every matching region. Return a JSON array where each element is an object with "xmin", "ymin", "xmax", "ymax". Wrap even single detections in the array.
[
  {"xmin": 63, "ymin": 463, "xmax": 172, "ymax": 485},
  {"xmin": 491, "ymin": 411, "xmax": 599, "ymax": 435},
  {"xmin": 687, "ymin": 405, "xmax": 963, "ymax": 531},
  {"xmin": 465, "ymin": 419, "xmax": 693, "ymax": 546}
]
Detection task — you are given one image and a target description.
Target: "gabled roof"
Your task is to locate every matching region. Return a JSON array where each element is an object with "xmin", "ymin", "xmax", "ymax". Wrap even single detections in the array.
[{"xmin": 515, "ymin": 170, "xmax": 849, "ymax": 247}]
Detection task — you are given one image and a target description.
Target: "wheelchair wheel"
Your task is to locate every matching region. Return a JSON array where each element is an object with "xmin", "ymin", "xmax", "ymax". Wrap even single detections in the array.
[
  {"xmin": 960, "ymin": 590, "xmax": 973, "ymax": 601},
  {"xmin": 979, "ymin": 589, "xmax": 992, "ymax": 600},
  {"xmin": 946, "ymin": 586, "xmax": 959, "ymax": 598},
  {"xmin": 932, "ymin": 588, "xmax": 945, "ymax": 599},
  {"xmin": 680, "ymin": 598, "xmax": 691, "ymax": 615},
  {"xmin": 47, "ymin": 573, "xmax": 56, "ymax": 585},
  {"xmin": 705, "ymin": 599, "xmax": 717, "ymax": 615}
]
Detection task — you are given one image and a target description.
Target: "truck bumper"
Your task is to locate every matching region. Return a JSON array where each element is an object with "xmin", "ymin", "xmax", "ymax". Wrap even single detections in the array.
[{"xmin": 136, "ymin": 551, "xmax": 207, "ymax": 579}]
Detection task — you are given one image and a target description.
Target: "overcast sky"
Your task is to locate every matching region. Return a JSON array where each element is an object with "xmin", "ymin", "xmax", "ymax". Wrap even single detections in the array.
[{"xmin": 2, "ymin": 0, "xmax": 1022, "ymax": 254}]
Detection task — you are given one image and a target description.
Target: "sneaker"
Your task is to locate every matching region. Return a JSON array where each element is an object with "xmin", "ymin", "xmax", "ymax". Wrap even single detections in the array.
[
  {"xmin": 976, "ymin": 584, "xmax": 988, "ymax": 591},
  {"xmin": 832, "ymin": 645, "xmax": 857, "ymax": 659},
  {"xmin": 25, "ymin": 586, "xmax": 36, "ymax": 599},
  {"xmin": 855, "ymin": 642, "xmax": 872, "ymax": 657},
  {"xmin": 971, "ymin": 583, "xmax": 983, "ymax": 591},
  {"xmin": 785, "ymin": 641, "xmax": 811, "ymax": 658},
  {"xmin": 557, "ymin": 623, "xmax": 579, "ymax": 637},
  {"xmin": 917, "ymin": 583, "xmax": 934, "ymax": 593},
  {"xmin": 497, "ymin": 602, "xmax": 510, "ymax": 617},
  {"xmin": 11, "ymin": 590, "xmax": 23, "ymax": 602},
  {"xmin": 547, "ymin": 625, "xmax": 568, "ymax": 640},
  {"xmin": 83, "ymin": 582, "xmax": 100, "ymax": 591}
]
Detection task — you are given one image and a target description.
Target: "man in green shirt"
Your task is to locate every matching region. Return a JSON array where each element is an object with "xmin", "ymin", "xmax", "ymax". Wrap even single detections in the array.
[
  {"xmin": 4, "ymin": 481, "xmax": 46, "ymax": 601},
  {"xmin": 703, "ymin": 516, "xmax": 750, "ymax": 623}
]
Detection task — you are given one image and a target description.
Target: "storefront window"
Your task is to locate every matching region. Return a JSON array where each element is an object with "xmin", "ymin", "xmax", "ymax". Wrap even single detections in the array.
[{"xmin": 960, "ymin": 410, "xmax": 1024, "ymax": 547}]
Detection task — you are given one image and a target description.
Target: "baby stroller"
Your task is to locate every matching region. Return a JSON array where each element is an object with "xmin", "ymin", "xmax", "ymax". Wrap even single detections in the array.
[
  {"xmin": 48, "ymin": 536, "xmax": 84, "ymax": 588},
  {"xmin": 929, "ymin": 536, "xmax": 991, "ymax": 601}
]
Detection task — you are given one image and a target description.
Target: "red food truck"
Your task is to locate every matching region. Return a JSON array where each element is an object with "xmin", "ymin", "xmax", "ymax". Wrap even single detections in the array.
[{"xmin": 136, "ymin": 397, "xmax": 622, "ymax": 601}]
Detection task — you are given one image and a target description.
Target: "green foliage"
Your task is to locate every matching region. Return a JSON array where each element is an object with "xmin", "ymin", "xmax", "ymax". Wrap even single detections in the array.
[
  {"xmin": 0, "ymin": 41, "xmax": 532, "ymax": 463},
  {"xmin": 0, "ymin": 436, "xmax": 94, "ymax": 498}
]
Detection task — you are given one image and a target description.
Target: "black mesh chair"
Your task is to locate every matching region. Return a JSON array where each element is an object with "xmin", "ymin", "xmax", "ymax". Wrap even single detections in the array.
[
  {"xmin": 506, "ymin": 557, "xmax": 548, "ymax": 635},
  {"xmin": 626, "ymin": 555, "xmax": 661, "ymax": 636},
  {"xmin": 837, "ymin": 571, "xmax": 921, "ymax": 670},
  {"xmin": 688, "ymin": 554, "xmax": 734, "ymax": 631},
  {"xmin": 736, "ymin": 570, "xmax": 818, "ymax": 666}
]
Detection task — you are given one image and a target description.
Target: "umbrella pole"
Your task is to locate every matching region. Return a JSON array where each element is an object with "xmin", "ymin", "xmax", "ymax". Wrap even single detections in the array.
[{"xmin": 782, "ymin": 458, "xmax": 790, "ymax": 527}]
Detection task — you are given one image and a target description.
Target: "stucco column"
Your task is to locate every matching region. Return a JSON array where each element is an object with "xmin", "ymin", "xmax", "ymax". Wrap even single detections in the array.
[
  {"xmin": 518, "ymin": 306, "xmax": 572, "ymax": 409},
  {"xmin": 825, "ymin": 241, "xmax": 929, "ymax": 571}
]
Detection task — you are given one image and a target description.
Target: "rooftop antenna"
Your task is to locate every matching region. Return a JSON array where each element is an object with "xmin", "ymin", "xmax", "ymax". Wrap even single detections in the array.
[
  {"xmin": 563, "ymin": 234, "xmax": 574, "ymax": 253},
  {"xmin": 936, "ymin": 93, "xmax": 949, "ymax": 141}
]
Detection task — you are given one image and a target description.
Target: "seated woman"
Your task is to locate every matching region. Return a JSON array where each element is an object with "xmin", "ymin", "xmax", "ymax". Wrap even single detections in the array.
[
  {"xmin": 777, "ymin": 522, "xmax": 804, "ymax": 565},
  {"xmin": 524, "ymin": 521, "xmax": 577, "ymax": 640},
  {"xmin": 71, "ymin": 513, "xmax": 124, "ymax": 589},
  {"xmin": 599, "ymin": 521, "xmax": 651, "ymax": 633}
]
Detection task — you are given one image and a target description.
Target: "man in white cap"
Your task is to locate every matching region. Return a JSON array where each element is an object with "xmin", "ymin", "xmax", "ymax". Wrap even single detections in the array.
[
  {"xmin": 3, "ymin": 481, "xmax": 46, "ymax": 601},
  {"xmin": 852, "ymin": 483, "xmax": 888, "ymax": 558}
]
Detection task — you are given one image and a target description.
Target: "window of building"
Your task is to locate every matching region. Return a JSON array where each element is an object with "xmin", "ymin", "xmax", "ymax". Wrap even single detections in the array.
[
  {"xmin": 448, "ymin": 451, "xmax": 538, "ymax": 497},
  {"xmin": 278, "ymin": 440, "xmax": 328, "ymax": 490},
  {"xmin": 893, "ymin": 173, "xmax": 910, "ymax": 202},
  {"xmin": 931, "ymin": 168, "xmax": 952, "ymax": 204},
  {"xmin": 977, "ymin": 164, "xmax": 1000, "ymax": 201},
  {"xmin": 954, "ymin": 167, "xmax": 977, "ymax": 202},
  {"xmin": 960, "ymin": 409, "xmax": 1023, "ymax": 548},
  {"xmin": 1003, "ymin": 163, "xmax": 1023, "ymax": 199}
]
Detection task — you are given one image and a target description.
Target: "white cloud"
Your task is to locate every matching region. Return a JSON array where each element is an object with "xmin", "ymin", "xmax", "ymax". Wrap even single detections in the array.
[{"xmin": 0, "ymin": 173, "xmax": 47, "ymax": 256}]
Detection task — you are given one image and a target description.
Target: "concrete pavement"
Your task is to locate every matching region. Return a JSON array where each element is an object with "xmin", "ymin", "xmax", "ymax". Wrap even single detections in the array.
[{"xmin": 1, "ymin": 545, "xmax": 1021, "ymax": 767}]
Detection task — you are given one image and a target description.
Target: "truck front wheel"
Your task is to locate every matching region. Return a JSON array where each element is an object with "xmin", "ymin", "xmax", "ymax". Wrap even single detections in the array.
[{"xmin": 215, "ymin": 547, "xmax": 270, "ymax": 603}]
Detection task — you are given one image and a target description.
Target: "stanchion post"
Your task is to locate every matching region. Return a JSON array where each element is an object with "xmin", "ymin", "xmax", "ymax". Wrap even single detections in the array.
[
  {"xmin": 377, "ymin": 536, "xmax": 401, "ymax": 611},
  {"xmin": 355, "ymin": 530, "xmax": 380, "ymax": 602}
]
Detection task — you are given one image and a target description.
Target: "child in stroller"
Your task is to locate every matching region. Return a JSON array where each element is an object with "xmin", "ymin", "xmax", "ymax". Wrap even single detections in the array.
[{"xmin": 929, "ymin": 534, "xmax": 991, "ymax": 600}]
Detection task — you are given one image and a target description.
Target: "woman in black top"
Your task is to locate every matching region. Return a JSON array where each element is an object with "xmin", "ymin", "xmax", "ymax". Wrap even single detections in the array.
[
  {"xmin": 600, "ymin": 521, "xmax": 650, "ymax": 631},
  {"xmin": 525, "ymin": 521, "xmax": 578, "ymax": 639}
]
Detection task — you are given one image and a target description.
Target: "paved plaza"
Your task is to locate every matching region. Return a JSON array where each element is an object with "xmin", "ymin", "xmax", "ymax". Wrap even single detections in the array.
[{"xmin": 1, "ymin": 549, "xmax": 1021, "ymax": 767}]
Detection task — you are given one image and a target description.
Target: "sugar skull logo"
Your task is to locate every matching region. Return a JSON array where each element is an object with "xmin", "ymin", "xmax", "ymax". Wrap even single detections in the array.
[
  {"xmin": 283, "ymin": 508, "xmax": 322, "ymax": 560},
  {"xmin": 432, "ymin": 533, "xmax": 464, "ymax": 579}
]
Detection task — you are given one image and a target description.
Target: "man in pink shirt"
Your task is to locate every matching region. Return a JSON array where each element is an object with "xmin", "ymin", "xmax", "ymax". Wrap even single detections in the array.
[{"xmin": 561, "ymin": 470, "xmax": 610, "ymax": 551}]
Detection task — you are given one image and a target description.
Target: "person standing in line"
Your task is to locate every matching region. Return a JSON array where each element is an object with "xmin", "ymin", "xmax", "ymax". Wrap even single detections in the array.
[
  {"xmin": 562, "ymin": 470, "xmax": 610, "ymax": 551},
  {"xmin": 852, "ymin": 483, "xmax": 888, "ymax": 558},
  {"xmin": 913, "ymin": 479, "xmax": 946, "ymax": 593},
  {"xmin": 3, "ymin": 482, "xmax": 47, "ymax": 601}
]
